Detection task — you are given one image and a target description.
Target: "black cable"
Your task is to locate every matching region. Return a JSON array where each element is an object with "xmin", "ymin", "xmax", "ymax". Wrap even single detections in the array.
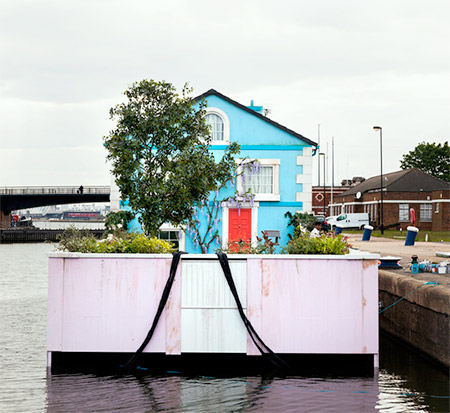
[
  {"xmin": 124, "ymin": 251, "xmax": 184, "ymax": 369},
  {"xmin": 216, "ymin": 252, "xmax": 289, "ymax": 369}
]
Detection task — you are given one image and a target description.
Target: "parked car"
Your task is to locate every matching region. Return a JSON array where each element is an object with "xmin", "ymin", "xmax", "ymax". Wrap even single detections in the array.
[
  {"xmin": 327, "ymin": 213, "xmax": 369, "ymax": 230},
  {"xmin": 314, "ymin": 215, "xmax": 330, "ymax": 232}
]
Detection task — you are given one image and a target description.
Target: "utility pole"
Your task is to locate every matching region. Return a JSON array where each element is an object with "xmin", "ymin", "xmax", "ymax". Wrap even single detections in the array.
[
  {"xmin": 331, "ymin": 137, "xmax": 334, "ymax": 216},
  {"xmin": 317, "ymin": 124, "xmax": 321, "ymax": 186}
]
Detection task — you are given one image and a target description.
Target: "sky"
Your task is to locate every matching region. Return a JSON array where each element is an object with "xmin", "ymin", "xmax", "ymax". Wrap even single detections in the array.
[{"xmin": 1, "ymin": 0, "xmax": 449, "ymax": 188}]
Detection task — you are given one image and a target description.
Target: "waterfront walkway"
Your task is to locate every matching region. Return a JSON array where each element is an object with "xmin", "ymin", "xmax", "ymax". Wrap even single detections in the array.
[
  {"xmin": 347, "ymin": 234, "xmax": 450, "ymax": 289},
  {"xmin": 345, "ymin": 234, "xmax": 449, "ymax": 367}
]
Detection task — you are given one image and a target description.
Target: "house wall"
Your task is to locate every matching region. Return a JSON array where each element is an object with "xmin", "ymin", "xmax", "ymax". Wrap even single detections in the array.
[
  {"xmin": 431, "ymin": 189, "xmax": 450, "ymax": 231},
  {"xmin": 182, "ymin": 94, "xmax": 313, "ymax": 252}
]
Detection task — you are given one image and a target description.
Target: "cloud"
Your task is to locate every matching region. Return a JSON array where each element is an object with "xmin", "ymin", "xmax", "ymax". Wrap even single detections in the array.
[{"xmin": 0, "ymin": 0, "xmax": 448, "ymax": 185}]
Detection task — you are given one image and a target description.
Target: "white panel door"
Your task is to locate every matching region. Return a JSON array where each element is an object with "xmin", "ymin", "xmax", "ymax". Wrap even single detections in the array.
[{"xmin": 181, "ymin": 260, "xmax": 247, "ymax": 353}]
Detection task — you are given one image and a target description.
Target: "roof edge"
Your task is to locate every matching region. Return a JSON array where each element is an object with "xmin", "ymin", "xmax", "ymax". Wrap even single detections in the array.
[{"xmin": 194, "ymin": 89, "xmax": 317, "ymax": 147}]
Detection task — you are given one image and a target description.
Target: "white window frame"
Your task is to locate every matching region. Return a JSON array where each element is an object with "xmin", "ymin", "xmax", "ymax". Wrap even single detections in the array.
[
  {"xmin": 204, "ymin": 107, "xmax": 230, "ymax": 144},
  {"xmin": 399, "ymin": 203, "xmax": 409, "ymax": 222},
  {"xmin": 420, "ymin": 203, "xmax": 432, "ymax": 222},
  {"xmin": 159, "ymin": 223, "xmax": 185, "ymax": 251},
  {"xmin": 236, "ymin": 158, "xmax": 280, "ymax": 202}
]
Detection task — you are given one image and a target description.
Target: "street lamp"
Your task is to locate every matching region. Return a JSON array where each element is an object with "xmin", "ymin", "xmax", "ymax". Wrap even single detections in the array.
[
  {"xmin": 373, "ymin": 126, "xmax": 384, "ymax": 234},
  {"xmin": 319, "ymin": 152, "xmax": 326, "ymax": 216}
]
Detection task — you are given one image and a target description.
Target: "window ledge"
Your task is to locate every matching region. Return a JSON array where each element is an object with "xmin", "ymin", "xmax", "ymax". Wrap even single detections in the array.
[
  {"xmin": 210, "ymin": 140, "xmax": 230, "ymax": 145},
  {"xmin": 253, "ymin": 194, "xmax": 280, "ymax": 202}
]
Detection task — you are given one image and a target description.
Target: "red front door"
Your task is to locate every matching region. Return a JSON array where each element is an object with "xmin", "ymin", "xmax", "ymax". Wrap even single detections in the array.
[{"xmin": 228, "ymin": 209, "xmax": 252, "ymax": 243}]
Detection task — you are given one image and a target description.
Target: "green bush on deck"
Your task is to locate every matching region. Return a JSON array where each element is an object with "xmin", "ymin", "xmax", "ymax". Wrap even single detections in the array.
[
  {"xmin": 283, "ymin": 233, "xmax": 351, "ymax": 255},
  {"xmin": 57, "ymin": 227, "xmax": 174, "ymax": 254}
]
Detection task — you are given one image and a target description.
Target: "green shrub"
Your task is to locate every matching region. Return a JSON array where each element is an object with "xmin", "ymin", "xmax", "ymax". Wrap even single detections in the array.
[
  {"xmin": 283, "ymin": 233, "xmax": 351, "ymax": 255},
  {"xmin": 218, "ymin": 231, "xmax": 280, "ymax": 254},
  {"xmin": 57, "ymin": 227, "xmax": 174, "ymax": 254}
]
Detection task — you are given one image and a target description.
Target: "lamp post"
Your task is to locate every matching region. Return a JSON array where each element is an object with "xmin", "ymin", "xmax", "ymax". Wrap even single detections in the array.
[
  {"xmin": 319, "ymin": 152, "xmax": 326, "ymax": 215},
  {"xmin": 373, "ymin": 126, "xmax": 384, "ymax": 234}
]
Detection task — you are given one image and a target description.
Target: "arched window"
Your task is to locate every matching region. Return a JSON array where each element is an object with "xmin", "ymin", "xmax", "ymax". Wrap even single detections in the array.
[{"xmin": 205, "ymin": 113, "xmax": 224, "ymax": 141}]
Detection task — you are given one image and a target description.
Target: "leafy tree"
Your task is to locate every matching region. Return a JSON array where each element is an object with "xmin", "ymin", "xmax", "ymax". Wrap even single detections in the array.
[
  {"xmin": 104, "ymin": 210, "xmax": 135, "ymax": 233},
  {"xmin": 284, "ymin": 211, "xmax": 316, "ymax": 237},
  {"xmin": 104, "ymin": 79, "xmax": 240, "ymax": 236},
  {"xmin": 400, "ymin": 141, "xmax": 450, "ymax": 182}
]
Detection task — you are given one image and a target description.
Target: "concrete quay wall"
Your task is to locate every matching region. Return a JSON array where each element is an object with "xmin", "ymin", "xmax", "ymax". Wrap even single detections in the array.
[{"xmin": 379, "ymin": 270, "xmax": 449, "ymax": 368}]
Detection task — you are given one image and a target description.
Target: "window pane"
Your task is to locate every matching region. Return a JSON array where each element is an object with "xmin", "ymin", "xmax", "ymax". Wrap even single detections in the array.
[
  {"xmin": 242, "ymin": 166, "xmax": 273, "ymax": 194},
  {"xmin": 205, "ymin": 114, "xmax": 224, "ymax": 141},
  {"xmin": 420, "ymin": 204, "xmax": 432, "ymax": 222},
  {"xmin": 157, "ymin": 230, "xmax": 179, "ymax": 249},
  {"xmin": 399, "ymin": 204, "xmax": 409, "ymax": 222}
]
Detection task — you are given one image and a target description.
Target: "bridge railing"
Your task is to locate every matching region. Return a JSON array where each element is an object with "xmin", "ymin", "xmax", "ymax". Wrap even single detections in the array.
[{"xmin": 0, "ymin": 186, "xmax": 110, "ymax": 195}]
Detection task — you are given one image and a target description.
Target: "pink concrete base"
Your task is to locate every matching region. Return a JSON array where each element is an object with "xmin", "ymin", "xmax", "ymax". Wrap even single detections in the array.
[{"xmin": 47, "ymin": 253, "xmax": 379, "ymax": 367}]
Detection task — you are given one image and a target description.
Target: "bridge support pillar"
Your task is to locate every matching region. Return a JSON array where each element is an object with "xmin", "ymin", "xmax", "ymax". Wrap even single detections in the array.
[{"xmin": 0, "ymin": 211, "xmax": 11, "ymax": 229}]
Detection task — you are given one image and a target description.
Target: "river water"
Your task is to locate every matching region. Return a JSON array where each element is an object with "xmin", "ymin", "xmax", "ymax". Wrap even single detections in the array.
[{"xmin": 0, "ymin": 243, "xmax": 448, "ymax": 412}]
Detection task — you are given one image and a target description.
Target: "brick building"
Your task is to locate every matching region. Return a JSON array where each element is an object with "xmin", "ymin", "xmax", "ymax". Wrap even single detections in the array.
[
  {"xmin": 312, "ymin": 184, "xmax": 350, "ymax": 217},
  {"xmin": 312, "ymin": 177, "xmax": 365, "ymax": 217},
  {"xmin": 331, "ymin": 169, "xmax": 450, "ymax": 231}
]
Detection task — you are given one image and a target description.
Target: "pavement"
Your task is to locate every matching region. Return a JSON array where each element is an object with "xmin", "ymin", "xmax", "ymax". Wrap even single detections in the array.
[{"xmin": 344, "ymin": 233, "xmax": 450, "ymax": 289}]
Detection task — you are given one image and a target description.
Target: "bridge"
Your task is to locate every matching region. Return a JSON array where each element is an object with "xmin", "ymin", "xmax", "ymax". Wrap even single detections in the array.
[{"xmin": 0, "ymin": 186, "xmax": 110, "ymax": 228}]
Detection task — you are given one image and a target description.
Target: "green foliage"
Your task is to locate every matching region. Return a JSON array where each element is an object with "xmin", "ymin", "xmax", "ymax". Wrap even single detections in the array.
[
  {"xmin": 400, "ymin": 141, "xmax": 450, "ymax": 182},
  {"xmin": 285, "ymin": 211, "xmax": 316, "ymax": 235},
  {"xmin": 104, "ymin": 210, "xmax": 135, "ymax": 233},
  {"xmin": 57, "ymin": 227, "xmax": 174, "ymax": 254},
  {"xmin": 104, "ymin": 79, "xmax": 240, "ymax": 236},
  {"xmin": 218, "ymin": 231, "xmax": 279, "ymax": 254},
  {"xmin": 56, "ymin": 227, "xmax": 98, "ymax": 253},
  {"xmin": 283, "ymin": 233, "xmax": 351, "ymax": 255}
]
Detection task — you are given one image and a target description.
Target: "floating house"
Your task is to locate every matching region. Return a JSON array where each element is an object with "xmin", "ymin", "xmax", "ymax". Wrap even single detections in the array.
[
  {"xmin": 115, "ymin": 89, "xmax": 317, "ymax": 252},
  {"xmin": 47, "ymin": 251, "xmax": 380, "ymax": 371}
]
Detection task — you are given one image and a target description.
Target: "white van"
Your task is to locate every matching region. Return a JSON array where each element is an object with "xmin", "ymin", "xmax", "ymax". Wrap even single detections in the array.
[{"xmin": 327, "ymin": 213, "xmax": 369, "ymax": 230}]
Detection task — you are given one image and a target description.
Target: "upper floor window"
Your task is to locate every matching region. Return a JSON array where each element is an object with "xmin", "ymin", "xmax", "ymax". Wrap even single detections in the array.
[
  {"xmin": 238, "ymin": 159, "xmax": 280, "ymax": 201},
  {"xmin": 205, "ymin": 113, "xmax": 224, "ymax": 141},
  {"xmin": 204, "ymin": 107, "xmax": 230, "ymax": 143},
  {"xmin": 243, "ymin": 165, "xmax": 273, "ymax": 194}
]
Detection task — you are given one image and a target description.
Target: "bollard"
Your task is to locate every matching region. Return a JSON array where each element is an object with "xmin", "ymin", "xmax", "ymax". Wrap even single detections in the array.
[
  {"xmin": 335, "ymin": 225, "xmax": 343, "ymax": 235},
  {"xmin": 362, "ymin": 225, "xmax": 374, "ymax": 241},
  {"xmin": 405, "ymin": 226, "xmax": 419, "ymax": 246}
]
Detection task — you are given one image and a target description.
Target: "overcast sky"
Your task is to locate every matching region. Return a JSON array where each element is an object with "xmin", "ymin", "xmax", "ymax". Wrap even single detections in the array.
[{"xmin": 1, "ymin": 0, "xmax": 449, "ymax": 188}]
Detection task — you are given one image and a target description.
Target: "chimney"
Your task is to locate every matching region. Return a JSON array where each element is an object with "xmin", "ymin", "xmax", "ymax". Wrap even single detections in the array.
[{"xmin": 247, "ymin": 99, "xmax": 264, "ymax": 114}]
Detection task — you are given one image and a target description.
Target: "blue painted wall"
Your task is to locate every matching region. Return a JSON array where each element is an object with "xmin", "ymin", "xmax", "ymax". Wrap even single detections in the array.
[{"xmin": 124, "ymin": 92, "xmax": 313, "ymax": 253}]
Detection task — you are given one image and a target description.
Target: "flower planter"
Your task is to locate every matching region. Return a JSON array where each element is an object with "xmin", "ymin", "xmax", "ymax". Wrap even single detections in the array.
[{"xmin": 47, "ymin": 252, "xmax": 380, "ymax": 368}]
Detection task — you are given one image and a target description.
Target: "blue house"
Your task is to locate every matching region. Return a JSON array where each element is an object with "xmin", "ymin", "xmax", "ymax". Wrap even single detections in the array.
[{"xmin": 113, "ymin": 89, "xmax": 317, "ymax": 252}]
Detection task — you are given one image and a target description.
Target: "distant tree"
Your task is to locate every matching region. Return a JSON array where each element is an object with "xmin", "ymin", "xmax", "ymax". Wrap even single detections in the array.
[
  {"xmin": 400, "ymin": 141, "xmax": 450, "ymax": 182},
  {"xmin": 104, "ymin": 79, "xmax": 240, "ymax": 236}
]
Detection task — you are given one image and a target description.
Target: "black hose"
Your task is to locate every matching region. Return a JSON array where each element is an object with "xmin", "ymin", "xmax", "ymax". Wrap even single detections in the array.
[
  {"xmin": 216, "ymin": 252, "xmax": 289, "ymax": 369},
  {"xmin": 124, "ymin": 251, "xmax": 184, "ymax": 369}
]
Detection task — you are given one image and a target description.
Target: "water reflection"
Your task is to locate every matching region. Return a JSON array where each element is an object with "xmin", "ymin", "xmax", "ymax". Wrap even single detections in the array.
[{"xmin": 46, "ymin": 373, "xmax": 381, "ymax": 412}]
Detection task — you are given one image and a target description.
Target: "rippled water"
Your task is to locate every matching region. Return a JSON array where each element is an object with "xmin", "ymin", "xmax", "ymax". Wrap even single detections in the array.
[{"xmin": 0, "ymin": 243, "xmax": 448, "ymax": 412}]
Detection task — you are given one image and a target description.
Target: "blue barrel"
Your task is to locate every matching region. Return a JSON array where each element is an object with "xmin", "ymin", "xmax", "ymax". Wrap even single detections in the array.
[
  {"xmin": 405, "ymin": 226, "xmax": 419, "ymax": 246},
  {"xmin": 335, "ymin": 225, "xmax": 343, "ymax": 235},
  {"xmin": 362, "ymin": 225, "xmax": 374, "ymax": 241}
]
